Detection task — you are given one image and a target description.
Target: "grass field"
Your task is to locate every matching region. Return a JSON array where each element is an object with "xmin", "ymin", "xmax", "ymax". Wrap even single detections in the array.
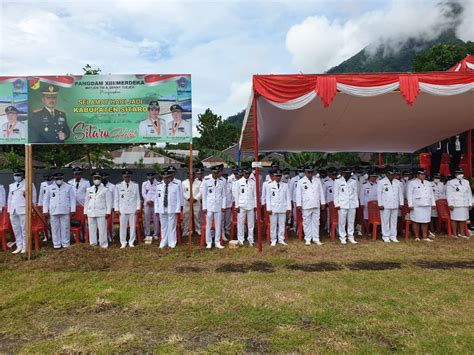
[{"xmin": 0, "ymin": 235, "xmax": 473, "ymax": 353}]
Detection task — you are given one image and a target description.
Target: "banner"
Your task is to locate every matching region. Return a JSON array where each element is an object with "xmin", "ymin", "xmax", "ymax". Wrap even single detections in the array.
[
  {"xmin": 29, "ymin": 74, "xmax": 192, "ymax": 144},
  {"xmin": 0, "ymin": 77, "xmax": 28, "ymax": 144},
  {"xmin": 0, "ymin": 74, "xmax": 192, "ymax": 144}
]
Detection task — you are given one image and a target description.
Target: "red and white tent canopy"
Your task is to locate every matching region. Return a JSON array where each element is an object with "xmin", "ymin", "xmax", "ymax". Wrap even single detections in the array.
[
  {"xmin": 239, "ymin": 72, "xmax": 474, "ymax": 153},
  {"xmin": 448, "ymin": 55, "xmax": 474, "ymax": 72}
]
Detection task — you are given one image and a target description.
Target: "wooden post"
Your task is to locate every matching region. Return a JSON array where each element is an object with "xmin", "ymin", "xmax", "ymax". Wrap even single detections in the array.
[
  {"xmin": 252, "ymin": 95, "xmax": 262, "ymax": 253},
  {"xmin": 188, "ymin": 143, "xmax": 194, "ymax": 256},
  {"xmin": 467, "ymin": 129, "xmax": 472, "ymax": 178},
  {"xmin": 25, "ymin": 144, "xmax": 33, "ymax": 260}
]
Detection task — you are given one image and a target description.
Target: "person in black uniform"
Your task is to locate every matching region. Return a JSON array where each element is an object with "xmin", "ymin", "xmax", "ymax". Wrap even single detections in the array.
[{"xmin": 29, "ymin": 85, "xmax": 70, "ymax": 143}]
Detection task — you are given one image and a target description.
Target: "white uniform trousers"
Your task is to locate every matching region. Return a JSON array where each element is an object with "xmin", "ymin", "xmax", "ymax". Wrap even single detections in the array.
[
  {"xmin": 292, "ymin": 202, "xmax": 297, "ymax": 231},
  {"xmin": 182, "ymin": 201, "xmax": 202, "ymax": 236},
  {"xmin": 338, "ymin": 208, "xmax": 356, "ymax": 242},
  {"xmin": 270, "ymin": 212, "xmax": 286, "ymax": 243},
  {"xmin": 206, "ymin": 211, "xmax": 222, "ymax": 246},
  {"xmin": 160, "ymin": 212, "xmax": 177, "ymax": 248},
  {"xmin": 302, "ymin": 208, "xmax": 321, "ymax": 242},
  {"xmin": 380, "ymin": 208, "xmax": 398, "ymax": 241},
  {"xmin": 144, "ymin": 204, "xmax": 159, "ymax": 237},
  {"xmin": 237, "ymin": 208, "xmax": 255, "ymax": 244},
  {"xmin": 88, "ymin": 216, "xmax": 108, "ymax": 248},
  {"xmin": 50, "ymin": 214, "xmax": 71, "ymax": 248},
  {"xmin": 223, "ymin": 208, "xmax": 232, "ymax": 235},
  {"xmin": 119, "ymin": 213, "xmax": 136, "ymax": 247},
  {"xmin": 10, "ymin": 212, "xmax": 26, "ymax": 250}
]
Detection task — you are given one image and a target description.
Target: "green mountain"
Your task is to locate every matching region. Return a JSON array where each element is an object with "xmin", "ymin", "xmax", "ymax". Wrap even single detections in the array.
[{"xmin": 327, "ymin": 30, "xmax": 464, "ymax": 73}]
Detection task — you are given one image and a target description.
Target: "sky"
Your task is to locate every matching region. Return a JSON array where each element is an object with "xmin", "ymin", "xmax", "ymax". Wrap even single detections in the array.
[{"xmin": 0, "ymin": 0, "xmax": 472, "ymax": 130}]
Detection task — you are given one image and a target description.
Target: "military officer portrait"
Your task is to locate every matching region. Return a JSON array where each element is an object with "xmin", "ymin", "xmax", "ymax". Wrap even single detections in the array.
[
  {"xmin": 167, "ymin": 104, "xmax": 191, "ymax": 137},
  {"xmin": 138, "ymin": 101, "xmax": 167, "ymax": 137},
  {"xmin": 29, "ymin": 85, "xmax": 70, "ymax": 143},
  {"xmin": 2, "ymin": 106, "xmax": 27, "ymax": 139}
]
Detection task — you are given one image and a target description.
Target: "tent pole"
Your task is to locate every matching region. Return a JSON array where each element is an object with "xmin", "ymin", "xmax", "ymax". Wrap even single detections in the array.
[
  {"xmin": 188, "ymin": 143, "xmax": 194, "ymax": 256},
  {"xmin": 252, "ymin": 95, "xmax": 262, "ymax": 253},
  {"xmin": 237, "ymin": 147, "xmax": 241, "ymax": 168},
  {"xmin": 468, "ymin": 129, "xmax": 472, "ymax": 178},
  {"xmin": 25, "ymin": 144, "xmax": 33, "ymax": 260}
]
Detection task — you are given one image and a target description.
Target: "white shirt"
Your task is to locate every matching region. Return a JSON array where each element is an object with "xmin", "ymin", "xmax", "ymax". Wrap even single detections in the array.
[
  {"xmin": 8, "ymin": 180, "xmax": 37, "ymax": 215},
  {"xmin": 431, "ymin": 180, "xmax": 446, "ymax": 201},
  {"xmin": 323, "ymin": 178, "xmax": 335, "ymax": 203},
  {"xmin": 182, "ymin": 178, "xmax": 202, "ymax": 203},
  {"xmin": 407, "ymin": 178, "xmax": 435, "ymax": 208},
  {"xmin": 446, "ymin": 178, "xmax": 472, "ymax": 208},
  {"xmin": 114, "ymin": 181, "xmax": 141, "ymax": 214},
  {"xmin": 289, "ymin": 175, "xmax": 301, "ymax": 203},
  {"xmin": 154, "ymin": 181, "xmax": 182, "ymax": 214},
  {"xmin": 43, "ymin": 182, "xmax": 76, "ymax": 215},
  {"xmin": 201, "ymin": 176, "xmax": 226, "ymax": 212},
  {"xmin": 295, "ymin": 175, "xmax": 326, "ymax": 209},
  {"xmin": 0, "ymin": 185, "xmax": 6, "ymax": 211},
  {"xmin": 68, "ymin": 178, "xmax": 90, "ymax": 206},
  {"xmin": 266, "ymin": 180, "xmax": 291, "ymax": 213},
  {"xmin": 377, "ymin": 177, "xmax": 404, "ymax": 209},
  {"xmin": 333, "ymin": 176, "xmax": 359, "ymax": 209},
  {"xmin": 142, "ymin": 179, "xmax": 159, "ymax": 204},
  {"xmin": 234, "ymin": 177, "xmax": 256, "ymax": 210},
  {"xmin": 37, "ymin": 180, "xmax": 53, "ymax": 206},
  {"xmin": 84, "ymin": 184, "xmax": 112, "ymax": 217}
]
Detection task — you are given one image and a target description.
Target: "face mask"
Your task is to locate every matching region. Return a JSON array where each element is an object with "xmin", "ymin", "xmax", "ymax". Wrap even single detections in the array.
[
  {"xmin": 283, "ymin": 174, "xmax": 289, "ymax": 179},
  {"xmin": 93, "ymin": 179, "xmax": 101, "ymax": 186},
  {"xmin": 363, "ymin": 173, "xmax": 368, "ymax": 180},
  {"xmin": 403, "ymin": 177, "xmax": 409, "ymax": 181},
  {"xmin": 456, "ymin": 174, "xmax": 464, "ymax": 179},
  {"xmin": 55, "ymin": 179, "xmax": 63, "ymax": 185},
  {"xmin": 47, "ymin": 180, "xmax": 53, "ymax": 185},
  {"xmin": 13, "ymin": 176, "xmax": 22, "ymax": 182},
  {"xmin": 433, "ymin": 178, "xmax": 440, "ymax": 183},
  {"xmin": 298, "ymin": 172, "xmax": 304, "ymax": 178}
]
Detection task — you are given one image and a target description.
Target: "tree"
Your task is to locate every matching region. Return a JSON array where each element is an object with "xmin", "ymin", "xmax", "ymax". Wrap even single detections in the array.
[
  {"xmin": 195, "ymin": 108, "xmax": 240, "ymax": 160},
  {"xmin": 412, "ymin": 42, "xmax": 474, "ymax": 72}
]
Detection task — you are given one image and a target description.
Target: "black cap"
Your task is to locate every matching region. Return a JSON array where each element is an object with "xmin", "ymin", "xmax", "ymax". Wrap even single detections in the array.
[
  {"xmin": 122, "ymin": 169, "xmax": 133, "ymax": 176},
  {"xmin": 242, "ymin": 167, "xmax": 250, "ymax": 174},
  {"xmin": 283, "ymin": 168, "xmax": 290, "ymax": 173},
  {"xmin": 341, "ymin": 167, "xmax": 351, "ymax": 173},
  {"xmin": 211, "ymin": 165, "xmax": 220, "ymax": 172},
  {"xmin": 195, "ymin": 168, "xmax": 204, "ymax": 174},
  {"xmin": 13, "ymin": 168, "xmax": 25, "ymax": 176},
  {"xmin": 53, "ymin": 172, "xmax": 64, "ymax": 178},
  {"xmin": 274, "ymin": 169, "xmax": 283, "ymax": 176},
  {"xmin": 416, "ymin": 168, "xmax": 426, "ymax": 175},
  {"xmin": 454, "ymin": 168, "xmax": 464, "ymax": 174},
  {"xmin": 432, "ymin": 173, "xmax": 441, "ymax": 178},
  {"xmin": 42, "ymin": 85, "xmax": 59, "ymax": 96},
  {"xmin": 170, "ymin": 104, "xmax": 183, "ymax": 112},
  {"xmin": 146, "ymin": 171, "xmax": 156, "ymax": 177},
  {"xmin": 5, "ymin": 106, "xmax": 20, "ymax": 114},
  {"xmin": 101, "ymin": 172, "xmax": 110, "ymax": 178},
  {"xmin": 304, "ymin": 165, "xmax": 314, "ymax": 172},
  {"xmin": 72, "ymin": 167, "xmax": 83, "ymax": 174},
  {"xmin": 92, "ymin": 171, "xmax": 102, "ymax": 178},
  {"xmin": 162, "ymin": 169, "xmax": 171, "ymax": 178},
  {"xmin": 148, "ymin": 101, "xmax": 160, "ymax": 110},
  {"xmin": 385, "ymin": 168, "xmax": 395, "ymax": 175},
  {"xmin": 368, "ymin": 171, "xmax": 378, "ymax": 177},
  {"xmin": 167, "ymin": 166, "xmax": 177, "ymax": 173},
  {"xmin": 271, "ymin": 161, "xmax": 279, "ymax": 168}
]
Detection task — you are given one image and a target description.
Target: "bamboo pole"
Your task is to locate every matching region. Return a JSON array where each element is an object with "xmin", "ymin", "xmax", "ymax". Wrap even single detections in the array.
[
  {"xmin": 25, "ymin": 144, "xmax": 33, "ymax": 260},
  {"xmin": 188, "ymin": 143, "xmax": 194, "ymax": 256}
]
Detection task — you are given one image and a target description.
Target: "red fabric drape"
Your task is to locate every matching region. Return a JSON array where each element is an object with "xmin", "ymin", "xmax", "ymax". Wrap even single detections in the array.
[
  {"xmin": 447, "ymin": 55, "xmax": 474, "ymax": 72},
  {"xmin": 253, "ymin": 72, "xmax": 474, "ymax": 107},
  {"xmin": 399, "ymin": 75, "xmax": 419, "ymax": 106}
]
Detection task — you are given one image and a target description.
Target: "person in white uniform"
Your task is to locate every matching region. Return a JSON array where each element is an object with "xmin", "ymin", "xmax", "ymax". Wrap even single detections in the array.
[
  {"xmin": 289, "ymin": 167, "xmax": 304, "ymax": 232},
  {"xmin": 101, "ymin": 172, "xmax": 116, "ymax": 242},
  {"xmin": 68, "ymin": 167, "xmax": 90, "ymax": 206},
  {"xmin": 114, "ymin": 170, "xmax": 141, "ymax": 248},
  {"xmin": 430, "ymin": 173, "xmax": 446, "ymax": 235},
  {"xmin": 333, "ymin": 167, "xmax": 359, "ymax": 244},
  {"xmin": 296, "ymin": 166, "xmax": 326, "ymax": 246},
  {"xmin": 377, "ymin": 169, "xmax": 404, "ymax": 243},
  {"xmin": 8, "ymin": 169, "xmax": 37, "ymax": 254},
  {"xmin": 0, "ymin": 183, "xmax": 5, "ymax": 212},
  {"xmin": 359, "ymin": 171, "xmax": 378, "ymax": 234},
  {"xmin": 155, "ymin": 170, "xmax": 182, "ymax": 248},
  {"xmin": 407, "ymin": 168, "xmax": 435, "ymax": 241},
  {"xmin": 37, "ymin": 173, "xmax": 53, "ymax": 207},
  {"xmin": 265, "ymin": 162, "xmax": 279, "ymax": 182},
  {"xmin": 266, "ymin": 169, "xmax": 291, "ymax": 246},
  {"xmin": 142, "ymin": 171, "xmax": 160, "ymax": 240},
  {"xmin": 201, "ymin": 165, "xmax": 226, "ymax": 249},
  {"xmin": 43, "ymin": 172, "xmax": 76, "ymax": 249},
  {"xmin": 182, "ymin": 169, "xmax": 203, "ymax": 237},
  {"xmin": 446, "ymin": 168, "xmax": 472, "ymax": 239},
  {"xmin": 222, "ymin": 172, "xmax": 234, "ymax": 238},
  {"xmin": 234, "ymin": 168, "xmax": 256, "ymax": 246},
  {"xmin": 84, "ymin": 171, "xmax": 112, "ymax": 248}
]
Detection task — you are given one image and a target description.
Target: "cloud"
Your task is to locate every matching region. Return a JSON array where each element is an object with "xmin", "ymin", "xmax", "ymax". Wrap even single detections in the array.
[{"xmin": 286, "ymin": 0, "xmax": 474, "ymax": 73}]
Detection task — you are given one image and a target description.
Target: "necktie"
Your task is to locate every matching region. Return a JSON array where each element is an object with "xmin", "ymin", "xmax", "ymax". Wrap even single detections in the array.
[
  {"xmin": 164, "ymin": 184, "xmax": 168, "ymax": 208},
  {"xmin": 459, "ymin": 179, "xmax": 462, "ymax": 185},
  {"xmin": 16, "ymin": 183, "xmax": 19, "ymax": 188},
  {"xmin": 95, "ymin": 186, "xmax": 98, "ymax": 193},
  {"xmin": 76, "ymin": 182, "xmax": 79, "ymax": 189},
  {"xmin": 127, "ymin": 183, "xmax": 129, "ymax": 188},
  {"xmin": 214, "ymin": 180, "xmax": 217, "ymax": 187},
  {"xmin": 277, "ymin": 183, "xmax": 280, "ymax": 189}
]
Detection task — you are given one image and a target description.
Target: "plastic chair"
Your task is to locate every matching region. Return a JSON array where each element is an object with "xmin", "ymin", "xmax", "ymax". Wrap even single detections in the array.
[
  {"xmin": 328, "ymin": 202, "xmax": 339, "ymax": 241},
  {"xmin": 0, "ymin": 207, "xmax": 14, "ymax": 251},
  {"xmin": 436, "ymin": 199, "xmax": 452, "ymax": 237},
  {"xmin": 296, "ymin": 208, "xmax": 303, "ymax": 240},
  {"xmin": 459, "ymin": 154, "xmax": 469, "ymax": 177},
  {"xmin": 70, "ymin": 205, "xmax": 85, "ymax": 244},
  {"xmin": 264, "ymin": 207, "xmax": 270, "ymax": 244},
  {"xmin": 367, "ymin": 201, "xmax": 381, "ymax": 240},
  {"xmin": 32, "ymin": 209, "xmax": 48, "ymax": 250},
  {"xmin": 439, "ymin": 153, "xmax": 451, "ymax": 177},
  {"xmin": 419, "ymin": 153, "xmax": 431, "ymax": 177}
]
